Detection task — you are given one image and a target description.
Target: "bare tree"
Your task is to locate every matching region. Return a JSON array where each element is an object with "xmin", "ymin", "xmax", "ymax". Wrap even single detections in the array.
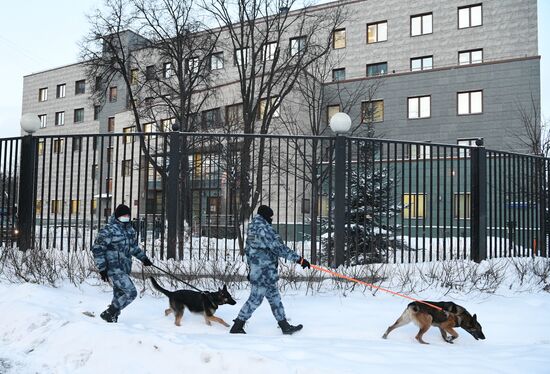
[
  {"xmin": 202, "ymin": 0, "xmax": 346, "ymax": 251},
  {"xmin": 513, "ymin": 91, "xmax": 549, "ymax": 157}
]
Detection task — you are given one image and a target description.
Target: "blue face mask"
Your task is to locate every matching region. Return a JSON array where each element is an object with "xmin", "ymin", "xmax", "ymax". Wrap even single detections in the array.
[{"xmin": 118, "ymin": 216, "xmax": 130, "ymax": 223}]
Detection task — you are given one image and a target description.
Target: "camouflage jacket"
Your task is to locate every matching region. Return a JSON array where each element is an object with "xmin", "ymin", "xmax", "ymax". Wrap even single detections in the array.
[
  {"xmin": 92, "ymin": 216, "xmax": 146, "ymax": 275},
  {"xmin": 245, "ymin": 215, "xmax": 301, "ymax": 285}
]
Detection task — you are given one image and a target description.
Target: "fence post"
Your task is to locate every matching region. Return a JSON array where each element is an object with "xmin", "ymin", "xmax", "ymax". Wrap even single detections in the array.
[
  {"xmin": 166, "ymin": 130, "xmax": 181, "ymax": 259},
  {"xmin": 334, "ymin": 135, "xmax": 347, "ymax": 267},
  {"xmin": 17, "ymin": 135, "xmax": 37, "ymax": 251},
  {"xmin": 539, "ymin": 158, "xmax": 547, "ymax": 257},
  {"xmin": 471, "ymin": 139, "xmax": 487, "ymax": 262}
]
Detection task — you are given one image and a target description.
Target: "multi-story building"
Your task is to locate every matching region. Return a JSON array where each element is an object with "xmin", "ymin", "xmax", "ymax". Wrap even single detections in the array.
[{"xmin": 21, "ymin": 0, "xmax": 540, "ymax": 231}]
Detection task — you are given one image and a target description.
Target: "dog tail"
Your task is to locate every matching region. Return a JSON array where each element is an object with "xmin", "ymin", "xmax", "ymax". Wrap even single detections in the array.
[{"xmin": 149, "ymin": 277, "xmax": 173, "ymax": 297}]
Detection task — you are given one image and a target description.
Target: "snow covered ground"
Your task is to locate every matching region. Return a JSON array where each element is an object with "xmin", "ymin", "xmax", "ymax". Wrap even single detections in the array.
[{"xmin": 1, "ymin": 278, "xmax": 549, "ymax": 374}]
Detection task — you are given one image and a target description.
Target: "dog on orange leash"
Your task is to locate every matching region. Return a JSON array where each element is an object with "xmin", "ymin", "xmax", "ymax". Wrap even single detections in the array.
[{"xmin": 382, "ymin": 301, "xmax": 485, "ymax": 344}]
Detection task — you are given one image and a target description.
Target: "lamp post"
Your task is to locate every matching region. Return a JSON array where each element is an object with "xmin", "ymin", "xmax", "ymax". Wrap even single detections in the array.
[
  {"xmin": 329, "ymin": 112, "xmax": 351, "ymax": 267},
  {"xmin": 18, "ymin": 114, "xmax": 41, "ymax": 251}
]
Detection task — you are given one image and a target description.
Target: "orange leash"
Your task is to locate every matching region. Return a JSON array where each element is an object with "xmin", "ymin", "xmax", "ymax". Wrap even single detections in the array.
[{"xmin": 310, "ymin": 264, "xmax": 443, "ymax": 311}]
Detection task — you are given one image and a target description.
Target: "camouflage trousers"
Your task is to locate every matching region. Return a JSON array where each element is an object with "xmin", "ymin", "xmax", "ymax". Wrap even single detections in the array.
[
  {"xmin": 110, "ymin": 273, "xmax": 138, "ymax": 311},
  {"xmin": 237, "ymin": 284, "xmax": 286, "ymax": 322}
]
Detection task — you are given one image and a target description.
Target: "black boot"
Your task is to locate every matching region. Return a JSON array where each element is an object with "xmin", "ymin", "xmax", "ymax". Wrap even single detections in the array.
[
  {"xmin": 230, "ymin": 319, "xmax": 246, "ymax": 334},
  {"xmin": 100, "ymin": 305, "xmax": 120, "ymax": 323},
  {"xmin": 278, "ymin": 319, "xmax": 303, "ymax": 335}
]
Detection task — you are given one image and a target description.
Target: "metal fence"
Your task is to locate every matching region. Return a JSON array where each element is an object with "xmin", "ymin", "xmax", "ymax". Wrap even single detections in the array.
[{"xmin": 1, "ymin": 132, "xmax": 548, "ymax": 266}]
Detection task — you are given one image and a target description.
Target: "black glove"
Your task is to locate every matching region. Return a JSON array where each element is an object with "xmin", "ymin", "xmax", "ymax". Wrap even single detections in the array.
[
  {"xmin": 99, "ymin": 269, "xmax": 109, "ymax": 282},
  {"xmin": 297, "ymin": 257, "xmax": 311, "ymax": 269},
  {"xmin": 142, "ymin": 257, "xmax": 153, "ymax": 266}
]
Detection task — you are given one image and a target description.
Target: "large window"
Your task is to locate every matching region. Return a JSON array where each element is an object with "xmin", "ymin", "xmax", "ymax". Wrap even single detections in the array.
[
  {"xmin": 39, "ymin": 114, "xmax": 47, "ymax": 128},
  {"xmin": 146, "ymin": 65, "xmax": 156, "ymax": 81},
  {"xmin": 403, "ymin": 194, "xmax": 425, "ymax": 219},
  {"xmin": 332, "ymin": 28, "xmax": 346, "ymax": 49},
  {"xmin": 130, "ymin": 68, "xmax": 139, "ymax": 84},
  {"xmin": 163, "ymin": 62, "xmax": 173, "ymax": 78},
  {"xmin": 94, "ymin": 105, "xmax": 100, "ymax": 120},
  {"xmin": 263, "ymin": 43, "xmax": 277, "ymax": 61},
  {"xmin": 408, "ymin": 96, "xmax": 431, "ymax": 119},
  {"xmin": 454, "ymin": 193, "xmax": 471, "ymax": 219},
  {"xmin": 327, "ymin": 104, "xmax": 340, "ymax": 123},
  {"xmin": 109, "ymin": 86, "xmax": 117, "ymax": 102},
  {"xmin": 457, "ymin": 138, "xmax": 482, "ymax": 157},
  {"xmin": 53, "ymin": 139, "xmax": 64, "ymax": 154},
  {"xmin": 226, "ymin": 103, "xmax": 243, "ymax": 126},
  {"xmin": 38, "ymin": 87, "xmax": 48, "ymax": 102},
  {"xmin": 458, "ymin": 91, "xmax": 483, "ymax": 115},
  {"xmin": 72, "ymin": 137, "xmax": 81, "ymax": 152},
  {"xmin": 123, "ymin": 126, "xmax": 134, "ymax": 143},
  {"xmin": 259, "ymin": 97, "xmax": 280, "ymax": 119},
  {"xmin": 459, "ymin": 49, "xmax": 483, "ymax": 65},
  {"xmin": 210, "ymin": 52, "xmax": 224, "ymax": 70},
  {"xmin": 122, "ymin": 159, "xmax": 132, "ymax": 177},
  {"xmin": 202, "ymin": 108, "xmax": 221, "ymax": 129},
  {"xmin": 55, "ymin": 111, "xmax": 65, "ymax": 126},
  {"xmin": 75, "ymin": 80, "xmax": 86, "ymax": 95},
  {"xmin": 367, "ymin": 62, "xmax": 388, "ymax": 77},
  {"xmin": 235, "ymin": 48, "xmax": 250, "ymax": 66},
  {"xmin": 187, "ymin": 57, "xmax": 200, "ymax": 74},
  {"xmin": 411, "ymin": 56, "xmax": 433, "ymax": 71},
  {"xmin": 367, "ymin": 21, "xmax": 387, "ymax": 43},
  {"xmin": 74, "ymin": 108, "xmax": 84, "ymax": 123},
  {"xmin": 290, "ymin": 36, "xmax": 306, "ymax": 56},
  {"xmin": 411, "ymin": 13, "xmax": 432, "ymax": 36},
  {"xmin": 458, "ymin": 4, "xmax": 482, "ymax": 29},
  {"xmin": 56, "ymin": 84, "xmax": 66, "ymax": 98},
  {"xmin": 332, "ymin": 68, "xmax": 346, "ymax": 82},
  {"xmin": 361, "ymin": 100, "xmax": 384, "ymax": 123},
  {"xmin": 50, "ymin": 200, "xmax": 62, "ymax": 215},
  {"xmin": 70, "ymin": 200, "xmax": 80, "ymax": 215}
]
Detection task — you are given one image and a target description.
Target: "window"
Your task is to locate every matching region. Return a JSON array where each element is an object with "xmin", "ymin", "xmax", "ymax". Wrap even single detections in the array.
[
  {"xmin": 38, "ymin": 87, "xmax": 48, "ymax": 102},
  {"xmin": 122, "ymin": 159, "xmax": 132, "ymax": 177},
  {"xmin": 403, "ymin": 194, "xmax": 425, "ymax": 219},
  {"xmin": 327, "ymin": 104, "xmax": 341, "ymax": 123},
  {"xmin": 161, "ymin": 118, "xmax": 174, "ymax": 132},
  {"xmin": 94, "ymin": 105, "xmax": 100, "ymax": 120},
  {"xmin": 459, "ymin": 49, "xmax": 483, "ymax": 65},
  {"xmin": 53, "ymin": 139, "xmax": 64, "ymax": 154},
  {"xmin": 92, "ymin": 164, "xmax": 98, "ymax": 180},
  {"xmin": 163, "ymin": 62, "xmax": 172, "ymax": 78},
  {"xmin": 143, "ymin": 123, "xmax": 154, "ymax": 134},
  {"xmin": 192, "ymin": 153, "xmax": 203, "ymax": 177},
  {"xmin": 367, "ymin": 21, "xmax": 387, "ymax": 43},
  {"xmin": 411, "ymin": 13, "xmax": 432, "ymax": 36},
  {"xmin": 458, "ymin": 91, "xmax": 483, "ymax": 115},
  {"xmin": 122, "ymin": 126, "xmax": 134, "ymax": 144},
  {"xmin": 130, "ymin": 68, "xmax": 139, "ymax": 84},
  {"xmin": 146, "ymin": 65, "xmax": 156, "ymax": 81},
  {"xmin": 50, "ymin": 200, "xmax": 62, "ymax": 214},
  {"xmin": 290, "ymin": 36, "xmax": 306, "ymax": 56},
  {"xmin": 109, "ymin": 86, "xmax": 117, "ymax": 102},
  {"xmin": 95, "ymin": 76, "xmax": 102, "ymax": 90},
  {"xmin": 39, "ymin": 114, "xmax": 47, "ymax": 128},
  {"xmin": 457, "ymin": 138, "xmax": 481, "ymax": 157},
  {"xmin": 367, "ymin": 62, "xmax": 388, "ymax": 77},
  {"xmin": 56, "ymin": 84, "xmax": 66, "ymax": 98},
  {"xmin": 38, "ymin": 140, "xmax": 45, "ymax": 156},
  {"xmin": 454, "ymin": 193, "xmax": 471, "ymax": 219},
  {"xmin": 411, "ymin": 56, "xmax": 433, "ymax": 71},
  {"xmin": 55, "ymin": 111, "xmax": 65, "ymax": 126},
  {"xmin": 72, "ymin": 137, "xmax": 81, "ymax": 152},
  {"xmin": 264, "ymin": 42, "xmax": 278, "ymax": 61},
  {"xmin": 259, "ymin": 97, "xmax": 280, "ymax": 119},
  {"xmin": 91, "ymin": 199, "xmax": 97, "ymax": 215},
  {"xmin": 74, "ymin": 108, "xmax": 84, "ymax": 123},
  {"xmin": 302, "ymin": 198, "xmax": 311, "ymax": 214},
  {"xmin": 458, "ymin": 4, "xmax": 482, "ymax": 29},
  {"xmin": 408, "ymin": 143, "xmax": 431, "ymax": 159},
  {"xmin": 75, "ymin": 80, "xmax": 86, "ymax": 95},
  {"xmin": 35, "ymin": 200, "xmax": 42, "ymax": 215},
  {"xmin": 108, "ymin": 117, "xmax": 115, "ymax": 132},
  {"xmin": 106, "ymin": 178, "xmax": 113, "ymax": 193},
  {"xmin": 361, "ymin": 100, "xmax": 384, "ymax": 123},
  {"xmin": 235, "ymin": 48, "xmax": 250, "ymax": 66},
  {"xmin": 210, "ymin": 52, "xmax": 224, "ymax": 70},
  {"xmin": 70, "ymin": 200, "xmax": 80, "ymax": 215},
  {"xmin": 107, "ymin": 147, "xmax": 113, "ymax": 163},
  {"xmin": 333, "ymin": 28, "xmax": 346, "ymax": 49},
  {"xmin": 202, "ymin": 108, "xmax": 221, "ymax": 129},
  {"xmin": 187, "ymin": 57, "xmax": 200, "ymax": 74},
  {"xmin": 226, "ymin": 103, "xmax": 243, "ymax": 126},
  {"xmin": 408, "ymin": 96, "xmax": 431, "ymax": 119},
  {"xmin": 332, "ymin": 68, "xmax": 346, "ymax": 82}
]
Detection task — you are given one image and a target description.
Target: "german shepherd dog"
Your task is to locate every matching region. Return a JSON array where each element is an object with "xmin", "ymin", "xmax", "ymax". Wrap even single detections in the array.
[
  {"xmin": 150, "ymin": 277, "xmax": 236, "ymax": 327},
  {"xmin": 382, "ymin": 301, "xmax": 485, "ymax": 344}
]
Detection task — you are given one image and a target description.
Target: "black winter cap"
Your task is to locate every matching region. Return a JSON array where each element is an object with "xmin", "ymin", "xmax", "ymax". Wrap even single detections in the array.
[
  {"xmin": 257, "ymin": 205, "xmax": 273, "ymax": 221},
  {"xmin": 114, "ymin": 204, "xmax": 131, "ymax": 219}
]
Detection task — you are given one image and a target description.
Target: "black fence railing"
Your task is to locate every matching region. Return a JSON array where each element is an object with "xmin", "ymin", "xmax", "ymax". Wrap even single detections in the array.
[{"xmin": 1, "ymin": 132, "xmax": 548, "ymax": 266}]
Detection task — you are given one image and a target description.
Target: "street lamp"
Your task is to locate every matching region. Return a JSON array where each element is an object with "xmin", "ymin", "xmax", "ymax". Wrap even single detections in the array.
[
  {"xmin": 329, "ymin": 112, "xmax": 352, "ymax": 134},
  {"xmin": 20, "ymin": 113, "xmax": 41, "ymax": 135}
]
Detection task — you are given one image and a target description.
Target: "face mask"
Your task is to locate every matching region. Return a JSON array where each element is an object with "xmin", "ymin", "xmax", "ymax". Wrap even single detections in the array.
[{"xmin": 118, "ymin": 216, "xmax": 130, "ymax": 223}]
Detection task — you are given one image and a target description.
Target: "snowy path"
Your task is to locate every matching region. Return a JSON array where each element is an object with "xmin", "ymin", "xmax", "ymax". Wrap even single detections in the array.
[{"xmin": 0, "ymin": 281, "xmax": 549, "ymax": 373}]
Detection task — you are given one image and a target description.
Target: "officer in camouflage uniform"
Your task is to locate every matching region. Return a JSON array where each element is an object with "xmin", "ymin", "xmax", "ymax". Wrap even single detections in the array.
[
  {"xmin": 92, "ymin": 204, "xmax": 152, "ymax": 322},
  {"xmin": 230, "ymin": 205, "xmax": 310, "ymax": 335}
]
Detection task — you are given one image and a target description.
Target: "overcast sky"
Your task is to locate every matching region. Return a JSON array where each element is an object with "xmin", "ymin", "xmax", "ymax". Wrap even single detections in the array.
[{"xmin": 1, "ymin": 0, "xmax": 548, "ymax": 139}]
